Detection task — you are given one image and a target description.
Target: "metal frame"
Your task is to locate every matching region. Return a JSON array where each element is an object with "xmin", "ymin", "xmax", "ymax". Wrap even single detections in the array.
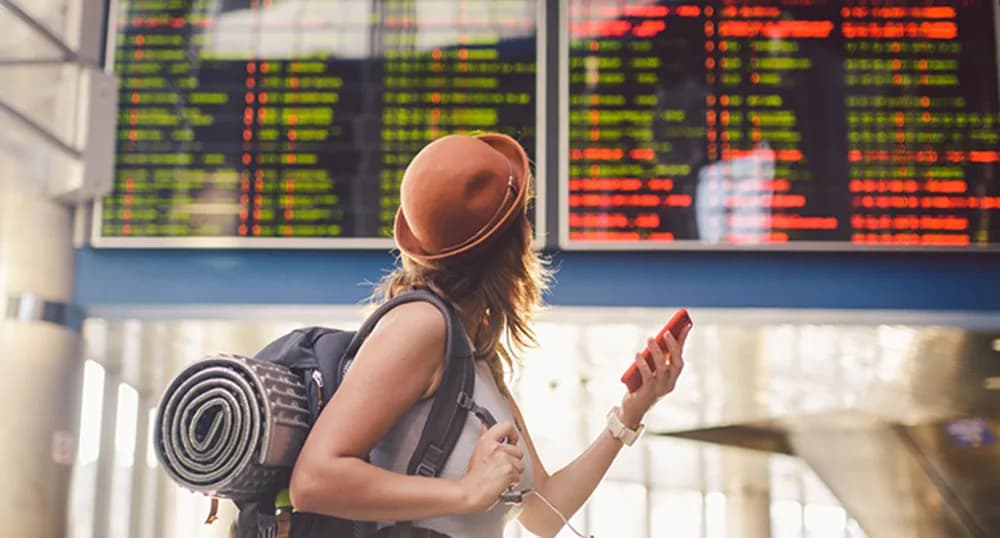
[
  {"xmin": 0, "ymin": 58, "xmax": 73, "ymax": 66},
  {"xmin": 995, "ymin": 0, "xmax": 1000, "ymax": 141},
  {"xmin": 557, "ymin": 0, "xmax": 1000, "ymax": 253},
  {"xmin": 0, "ymin": 98, "xmax": 81, "ymax": 157},
  {"xmin": 0, "ymin": 0, "xmax": 78, "ymax": 61},
  {"xmin": 533, "ymin": 0, "xmax": 548, "ymax": 248},
  {"xmin": 557, "ymin": 0, "xmax": 570, "ymax": 250},
  {"xmin": 91, "ymin": 0, "xmax": 549, "ymax": 250},
  {"xmin": 0, "ymin": 0, "xmax": 89, "ymax": 159},
  {"xmin": 4, "ymin": 292, "xmax": 85, "ymax": 331}
]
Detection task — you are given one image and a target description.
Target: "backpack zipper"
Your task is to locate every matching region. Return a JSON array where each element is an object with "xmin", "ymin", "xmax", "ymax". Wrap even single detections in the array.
[{"xmin": 311, "ymin": 370, "xmax": 324, "ymax": 409}]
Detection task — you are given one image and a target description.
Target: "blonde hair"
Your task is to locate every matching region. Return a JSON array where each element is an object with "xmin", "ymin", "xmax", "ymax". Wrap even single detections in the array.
[{"xmin": 372, "ymin": 208, "xmax": 551, "ymax": 395}]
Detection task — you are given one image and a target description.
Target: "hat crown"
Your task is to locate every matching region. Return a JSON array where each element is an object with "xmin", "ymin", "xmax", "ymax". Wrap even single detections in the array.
[{"xmin": 399, "ymin": 135, "xmax": 518, "ymax": 255}]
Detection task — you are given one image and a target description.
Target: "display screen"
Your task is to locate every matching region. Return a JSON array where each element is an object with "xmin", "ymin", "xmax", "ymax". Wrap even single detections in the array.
[
  {"xmin": 565, "ymin": 0, "xmax": 1000, "ymax": 249},
  {"xmin": 97, "ymin": 0, "xmax": 539, "ymax": 247}
]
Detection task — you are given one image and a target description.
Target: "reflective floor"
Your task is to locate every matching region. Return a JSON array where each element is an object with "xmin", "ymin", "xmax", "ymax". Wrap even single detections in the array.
[{"xmin": 69, "ymin": 306, "xmax": 1000, "ymax": 538}]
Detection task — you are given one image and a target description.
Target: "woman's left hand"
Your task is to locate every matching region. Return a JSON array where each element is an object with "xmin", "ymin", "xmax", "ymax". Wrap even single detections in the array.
[{"xmin": 619, "ymin": 325, "xmax": 691, "ymax": 428}]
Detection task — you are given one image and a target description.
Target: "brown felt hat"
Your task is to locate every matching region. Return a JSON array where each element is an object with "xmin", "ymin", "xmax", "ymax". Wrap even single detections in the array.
[{"xmin": 393, "ymin": 133, "xmax": 530, "ymax": 266}]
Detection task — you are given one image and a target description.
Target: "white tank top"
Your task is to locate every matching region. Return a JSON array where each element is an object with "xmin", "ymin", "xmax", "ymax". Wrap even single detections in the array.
[{"xmin": 370, "ymin": 360, "xmax": 535, "ymax": 537}]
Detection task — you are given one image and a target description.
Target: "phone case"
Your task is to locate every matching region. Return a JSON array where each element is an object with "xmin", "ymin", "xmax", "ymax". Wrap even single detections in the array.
[{"xmin": 621, "ymin": 309, "xmax": 692, "ymax": 392}]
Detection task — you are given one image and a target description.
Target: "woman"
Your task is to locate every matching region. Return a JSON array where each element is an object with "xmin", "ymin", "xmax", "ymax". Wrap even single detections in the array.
[{"xmin": 289, "ymin": 133, "xmax": 690, "ymax": 537}]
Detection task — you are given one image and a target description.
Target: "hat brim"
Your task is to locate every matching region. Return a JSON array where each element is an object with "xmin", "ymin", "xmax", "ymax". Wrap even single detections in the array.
[{"xmin": 394, "ymin": 133, "xmax": 530, "ymax": 265}]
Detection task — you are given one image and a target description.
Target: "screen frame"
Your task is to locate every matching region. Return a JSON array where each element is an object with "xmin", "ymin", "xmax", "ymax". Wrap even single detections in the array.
[
  {"xmin": 91, "ymin": 0, "xmax": 548, "ymax": 250},
  {"xmin": 557, "ymin": 0, "xmax": 1000, "ymax": 253}
]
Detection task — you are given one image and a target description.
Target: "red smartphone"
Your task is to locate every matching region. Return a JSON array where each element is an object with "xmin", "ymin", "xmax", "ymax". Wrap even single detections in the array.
[{"xmin": 621, "ymin": 309, "xmax": 692, "ymax": 392}]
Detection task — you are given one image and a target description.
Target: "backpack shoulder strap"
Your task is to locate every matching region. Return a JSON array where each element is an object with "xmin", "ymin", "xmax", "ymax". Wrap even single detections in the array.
[
  {"xmin": 357, "ymin": 289, "xmax": 476, "ymax": 537},
  {"xmin": 343, "ymin": 289, "xmax": 470, "ymax": 362},
  {"xmin": 343, "ymin": 289, "xmax": 475, "ymax": 479}
]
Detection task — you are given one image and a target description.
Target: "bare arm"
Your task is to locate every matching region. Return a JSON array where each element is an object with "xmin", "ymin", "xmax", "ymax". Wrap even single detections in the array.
[
  {"xmin": 289, "ymin": 301, "xmax": 525, "ymax": 522},
  {"xmin": 514, "ymin": 408, "xmax": 626, "ymax": 537},
  {"xmin": 289, "ymin": 301, "xmax": 464, "ymax": 521},
  {"xmin": 517, "ymin": 328, "xmax": 691, "ymax": 537}
]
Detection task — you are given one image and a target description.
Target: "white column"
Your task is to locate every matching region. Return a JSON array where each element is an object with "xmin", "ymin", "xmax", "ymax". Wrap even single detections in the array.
[
  {"xmin": 721, "ymin": 450, "xmax": 772, "ymax": 538},
  {"xmin": 91, "ymin": 366, "xmax": 121, "ymax": 538},
  {"xmin": 129, "ymin": 400, "xmax": 156, "ymax": 538},
  {"xmin": 0, "ymin": 0, "xmax": 108, "ymax": 534},
  {"xmin": 720, "ymin": 329, "xmax": 772, "ymax": 538},
  {"xmin": 0, "ymin": 108, "xmax": 82, "ymax": 538}
]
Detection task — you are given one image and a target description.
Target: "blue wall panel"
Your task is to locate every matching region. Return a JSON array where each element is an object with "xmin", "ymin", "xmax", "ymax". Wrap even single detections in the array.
[{"xmin": 75, "ymin": 248, "xmax": 1000, "ymax": 311}]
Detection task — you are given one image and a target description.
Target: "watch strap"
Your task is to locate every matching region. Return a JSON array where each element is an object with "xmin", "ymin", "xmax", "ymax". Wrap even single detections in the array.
[{"xmin": 607, "ymin": 406, "xmax": 644, "ymax": 446}]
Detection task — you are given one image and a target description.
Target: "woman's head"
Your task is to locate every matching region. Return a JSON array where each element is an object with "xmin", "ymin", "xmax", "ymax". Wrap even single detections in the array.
[
  {"xmin": 375, "ymin": 133, "xmax": 551, "ymax": 384},
  {"xmin": 392, "ymin": 133, "xmax": 530, "ymax": 265}
]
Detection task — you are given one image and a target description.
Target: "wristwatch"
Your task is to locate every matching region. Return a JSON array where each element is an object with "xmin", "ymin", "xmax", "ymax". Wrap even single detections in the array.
[{"xmin": 606, "ymin": 406, "xmax": 644, "ymax": 446}]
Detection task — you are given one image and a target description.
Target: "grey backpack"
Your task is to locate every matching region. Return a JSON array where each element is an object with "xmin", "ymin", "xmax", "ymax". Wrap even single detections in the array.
[{"xmin": 154, "ymin": 289, "xmax": 476, "ymax": 537}]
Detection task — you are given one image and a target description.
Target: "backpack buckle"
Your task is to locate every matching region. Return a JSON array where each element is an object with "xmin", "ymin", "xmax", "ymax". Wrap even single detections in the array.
[
  {"xmin": 415, "ymin": 462, "xmax": 437, "ymax": 477},
  {"xmin": 425, "ymin": 444, "xmax": 443, "ymax": 464},
  {"xmin": 456, "ymin": 392, "xmax": 474, "ymax": 410},
  {"xmin": 415, "ymin": 444, "xmax": 444, "ymax": 477}
]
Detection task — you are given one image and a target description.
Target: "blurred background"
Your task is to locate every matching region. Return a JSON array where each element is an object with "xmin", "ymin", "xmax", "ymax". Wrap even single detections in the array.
[{"xmin": 1, "ymin": 1, "xmax": 998, "ymax": 537}]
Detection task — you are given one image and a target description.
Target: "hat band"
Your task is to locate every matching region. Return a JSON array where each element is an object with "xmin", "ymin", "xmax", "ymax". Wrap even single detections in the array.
[{"xmin": 434, "ymin": 173, "xmax": 518, "ymax": 256}]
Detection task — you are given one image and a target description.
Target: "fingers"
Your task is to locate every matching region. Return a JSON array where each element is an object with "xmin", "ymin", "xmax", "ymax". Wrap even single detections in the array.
[
  {"xmin": 677, "ymin": 322, "xmax": 693, "ymax": 348},
  {"xmin": 507, "ymin": 426, "xmax": 520, "ymax": 446},
  {"xmin": 646, "ymin": 337, "xmax": 665, "ymax": 371},
  {"xmin": 491, "ymin": 443, "xmax": 525, "ymax": 481},
  {"xmin": 662, "ymin": 333, "xmax": 685, "ymax": 386},
  {"xmin": 497, "ymin": 443, "xmax": 524, "ymax": 461},
  {"xmin": 662, "ymin": 331, "xmax": 680, "ymax": 360},
  {"xmin": 497, "ymin": 447, "xmax": 525, "ymax": 474},
  {"xmin": 501, "ymin": 460, "xmax": 523, "ymax": 486},
  {"xmin": 634, "ymin": 352, "xmax": 654, "ymax": 389},
  {"xmin": 485, "ymin": 421, "xmax": 520, "ymax": 446}
]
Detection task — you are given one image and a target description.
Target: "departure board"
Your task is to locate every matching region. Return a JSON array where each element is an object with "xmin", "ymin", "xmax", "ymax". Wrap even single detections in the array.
[
  {"xmin": 95, "ymin": 0, "xmax": 541, "ymax": 248},
  {"xmin": 564, "ymin": 0, "xmax": 1000, "ymax": 250}
]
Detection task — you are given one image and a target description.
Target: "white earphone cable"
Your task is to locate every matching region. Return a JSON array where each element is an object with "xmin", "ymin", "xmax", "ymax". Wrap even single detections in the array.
[{"xmin": 523, "ymin": 490, "xmax": 594, "ymax": 538}]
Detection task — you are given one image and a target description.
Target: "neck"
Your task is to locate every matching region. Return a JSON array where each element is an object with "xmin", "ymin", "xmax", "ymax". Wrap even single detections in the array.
[{"xmin": 450, "ymin": 296, "xmax": 485, "ymax": 348}]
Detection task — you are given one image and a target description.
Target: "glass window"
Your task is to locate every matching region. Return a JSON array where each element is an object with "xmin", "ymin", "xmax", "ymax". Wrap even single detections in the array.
[
  {"xmin": 67, "ymin": 360, "xmax": 106, "ymax": 538},
  {"xmin": 705, "ymin": 492, "xmax": 727, "ymax": 538},
  {"xmin": 78, "ymin": 360, "xmax": 106, "ymax": 465},
  {"xmin": 650, "ymin": 489, "xmax": 703, "ymax": 538},
  {"xmin": 114, "ymin": 384, "xmax": 139, "ymax": 468},
  {"xmin": 588, "ymin": 480, "xmax": 647, "ymax": 538},
  {"xmin": 646, "ymin": 436, "xmax": 701, "ymax": 490},
  {"xmin": 770, "ymin": 454, "xmax": 803, "ymax": 501},
  {"xmin": 146, "ymin": 408, "xmax": 158, "ymax": 469},
  {"xmin": 804, "ymin": 503, "xmax": 847, "ymax": 538},
  {"xmin": 771, "ymin": 500, "xmax": 804, "ymax": 538},
  {"xmin": 108, "ymin": 384, "xmax": 140, "ymax": 538}
]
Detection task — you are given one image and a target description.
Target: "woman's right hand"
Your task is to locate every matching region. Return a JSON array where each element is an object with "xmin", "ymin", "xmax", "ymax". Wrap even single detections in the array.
[{"xmin": 457, "ymin": 421, "xmax": 524, "ymax": 512}]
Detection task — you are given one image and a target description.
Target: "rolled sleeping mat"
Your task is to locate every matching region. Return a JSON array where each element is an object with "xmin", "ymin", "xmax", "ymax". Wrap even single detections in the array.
[{"xmin": 154, "ymin": 354, "xmax": 312, "ymax": 499}]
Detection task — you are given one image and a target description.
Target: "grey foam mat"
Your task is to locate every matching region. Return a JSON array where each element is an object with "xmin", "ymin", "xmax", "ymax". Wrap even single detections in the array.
[{"xmin": 154, "ymin": 354, "xmax": 311, "ymax": 499}]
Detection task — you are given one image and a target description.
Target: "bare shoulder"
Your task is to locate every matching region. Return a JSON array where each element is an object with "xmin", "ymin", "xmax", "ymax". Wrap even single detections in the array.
[
  {"xmin": 293, "ymin": 299, "xmax": 449, "ymax": 466},
  {"xmin": 358, "ymin": 299, "xmax": 448, "ymax": 397},
  {"xmin": 369, "ymin": 299, "xmax": 447, "ymax": 345}
]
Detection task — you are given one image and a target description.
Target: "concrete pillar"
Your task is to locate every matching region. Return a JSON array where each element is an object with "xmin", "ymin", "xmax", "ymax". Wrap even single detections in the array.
[
  {"xmin": 722, "ymin": 450, "xmax": 772, "ymax": 538},
  {"xmin": 1, "ymin": 0, "xmax": 112, "ymax": 535},
  {"xmin": 0, "ymin": 118, "xmax": 82, "ymax": 538},
  {"xmin": 0, "ymin": 1, "xmax": 109, "ymax": 536},
  {"xmin": 719, "ymin": 327, "xmax": 772, "ymax": 538}
]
